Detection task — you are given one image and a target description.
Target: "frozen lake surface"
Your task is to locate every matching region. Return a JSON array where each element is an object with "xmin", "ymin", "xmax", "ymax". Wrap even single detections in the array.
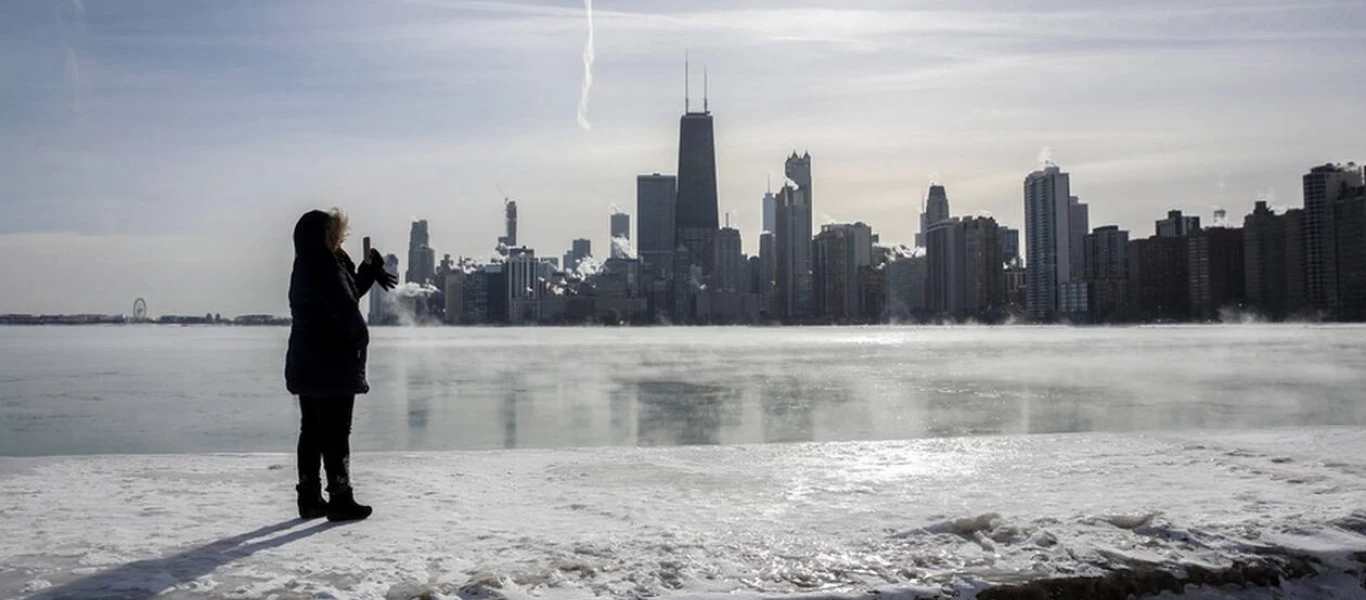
[
  {"xmin": 2, "ymin": 325, "xmax": 1366, "ymax": 456},
  {"xmin": 5, "ymin": 428, "xmax": 1366, "ymax": 599}
]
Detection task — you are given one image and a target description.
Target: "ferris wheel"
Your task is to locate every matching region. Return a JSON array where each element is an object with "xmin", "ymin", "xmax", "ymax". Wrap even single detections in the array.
[{"xmin": 133, "ymin": 298, "xmax": 148, "ymax": 322}]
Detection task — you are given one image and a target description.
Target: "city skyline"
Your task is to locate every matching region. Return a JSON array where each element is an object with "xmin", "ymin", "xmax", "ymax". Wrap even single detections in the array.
[
  {"xmin": 4, "ymin": 155, "xmax": 1361, "ymax": 326},
  {"xmin": 345, "ymin": 148, "xmax": 1366, "ymax": 327},
  {"xmin": 2, "ymin": 0, "xmax": 1364, "ymax": 315}
]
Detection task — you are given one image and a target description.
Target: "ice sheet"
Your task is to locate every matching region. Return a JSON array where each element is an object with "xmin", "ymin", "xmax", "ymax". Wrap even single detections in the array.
[{"xmin": 4, "ymin": 428, "xmax": 1366, "ymax": 599}]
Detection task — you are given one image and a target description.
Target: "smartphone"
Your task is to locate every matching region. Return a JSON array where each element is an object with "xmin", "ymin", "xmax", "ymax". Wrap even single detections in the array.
[{"xmin": 363, "ymin": 236, "xmax": 372, "ymax": 257}]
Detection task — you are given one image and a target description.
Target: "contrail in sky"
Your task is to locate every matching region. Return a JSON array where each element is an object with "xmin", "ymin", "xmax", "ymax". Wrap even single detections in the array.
[
  {"xmin": 57, "ymin": 0, "xmax": 87, "ymax": 112},
  {"xmin": 576, "ymin": 0, "xmax": 594, "ymax": 130}
]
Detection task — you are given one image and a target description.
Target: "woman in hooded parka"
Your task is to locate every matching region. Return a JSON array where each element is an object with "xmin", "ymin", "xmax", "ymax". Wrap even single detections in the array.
[{"xmin": 285, "ymin": 208, "xmax": 395, "ymax": 521}]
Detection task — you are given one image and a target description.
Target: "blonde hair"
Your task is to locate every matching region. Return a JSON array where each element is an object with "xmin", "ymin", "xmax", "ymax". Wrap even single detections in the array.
[{"xmin": 325, "ymin": 207, "xmax": 350, "ymax": 251}]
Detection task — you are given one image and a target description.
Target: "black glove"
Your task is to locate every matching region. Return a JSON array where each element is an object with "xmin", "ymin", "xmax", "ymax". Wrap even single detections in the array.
[{"xmin": 365, "ymin": 249, "xmax": 398, "ymax": 290}]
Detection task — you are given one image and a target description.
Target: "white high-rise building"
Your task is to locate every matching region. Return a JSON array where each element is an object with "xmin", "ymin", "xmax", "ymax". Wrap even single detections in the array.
[{"xmin": 1024, "ymin": 165, "xmax": 1076, "ymax": 321}]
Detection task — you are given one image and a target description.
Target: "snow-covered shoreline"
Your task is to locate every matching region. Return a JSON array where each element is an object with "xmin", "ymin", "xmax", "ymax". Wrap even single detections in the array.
[{"xmin": 5, "ymin": 428, "xmax": 1366, "ymax": 599}]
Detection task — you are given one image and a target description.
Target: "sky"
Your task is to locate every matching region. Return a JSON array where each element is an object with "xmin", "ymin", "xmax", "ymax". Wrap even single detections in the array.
[{"xmin": 1, "ymin": 0, "xmax": 1363, "ymax": 316}]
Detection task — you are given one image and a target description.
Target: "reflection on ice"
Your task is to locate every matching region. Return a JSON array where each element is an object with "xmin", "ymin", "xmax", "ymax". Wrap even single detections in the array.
[
  {"xmin": 636, "ymin": 381, "xmax": 730, "ymax": 447},
  {"xmin": 761, "ymin": 378, "xmax": 815, "ymax": 444}
]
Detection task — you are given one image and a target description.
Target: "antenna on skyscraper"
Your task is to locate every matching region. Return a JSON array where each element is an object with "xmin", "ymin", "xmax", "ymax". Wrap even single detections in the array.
[
  {"xmin": 703, "ymin": 65, "xmax": 709, "ymax": 113},
  {"xmin": 767, "ymin": 173, "xmax": 771, "ymax": 194},
  {"xmin": 684, "ymin": 51, "xmax": 690, "ymax": 113}
]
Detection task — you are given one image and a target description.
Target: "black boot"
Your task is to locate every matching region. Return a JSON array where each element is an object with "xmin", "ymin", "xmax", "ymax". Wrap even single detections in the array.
[
  {"xmin": 326, "ymin": 489, "xmax": 372, "ymax": 522},
  {"xmin": 296, "ymin": 481, "xmax": 328, "ymax": 520}
]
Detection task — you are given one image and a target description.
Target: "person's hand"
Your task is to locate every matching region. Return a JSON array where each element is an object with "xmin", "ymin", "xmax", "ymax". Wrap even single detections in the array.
[{"xmin": 366, "ymin": 249, "xmax": 398, "ymax": 290}]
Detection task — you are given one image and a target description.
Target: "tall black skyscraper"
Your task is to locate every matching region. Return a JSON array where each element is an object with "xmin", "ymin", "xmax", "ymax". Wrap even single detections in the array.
[
  {"xmin": 406, "ymin": 219, "xmax": 434, "ymax": 285},
  {"xmin": 1303, "ymin": 163, "xmax": 1364, "ymax": 315},
  {"xmin": 675, "ymin": 76, "xmax": 719, "ymax": 276}
]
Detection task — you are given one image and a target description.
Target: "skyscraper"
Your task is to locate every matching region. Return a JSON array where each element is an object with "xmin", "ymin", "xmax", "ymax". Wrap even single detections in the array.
[
  {"xmin": 1085, "ymin": 226, "xmax": 1129, "ymax": 280},
  {"xmin": 1000, "ymin": 226, "xmax": 1021, "ymax": 265},
  {"xmin": 1128, "ymin": 235, "xmax": 1189, "ymax": 322},
  {"xmin": 610, "ymin": 211, "xmax": 630, "ymax": 240},
  {"xmin": 757, "ymin": 231, "xmax": 775, "ymax": 298},
  {"xmin": 962, "ymin": 216, "xmax": 1005, "ymax": 317},
  {"xmin": 926, "ymin": 185, "xmax": 950, "ymax": 226},
  {"xmin": 610, "ymin": 211, "xmax": 632, "ymax": 259},
  {"xmin": 1243, "ymin": 201, "xmax": 1291, "ymax": 319},
  {"xmin": 1285, "ymin": 209, "xmax": 1307, "ymax": 314},
  {"xmin": 1188, "ymin": 227, "xmax": 1245, "ymax": 321},
  {"xmin": 771, "ymin": 152, "xmax": 815, "ymax": 322},
  {"xmin": 676, "ymin": 107, "xmax": 719, "ymax": 276},
  {"xmin": 498, "ymin": 200, "xmax": 518, "ymax": 250},
  {"xmin": 1334, "ymin": 183, "xmax": 1366, "ymax": 320},
  {"xmin": 507, "ymin": 247, "xmax": 540, "ymax": 324},
  {"xmin": 1303, "ymin": 163, "xmax": 1364, "ymax": 315},
  {"xmin": 1023, "ymin": 165, "xmax": 1076, "ymax": 321},
  {"xmin": 462, "ymin": 266, "xmax": 491, "ymax": 324},
  {"xmin": 1085, "ymin": 226, "xmax": 1130, "ymax": 321},
  {"xmin": 884, "ymin": 252, "xmax": 928, "ymax": 320},
  {"xmin": 926, "ymin": 216, "xmax": 1003, "ymax": 319},
  {"xmin": 407, "ymin": 220, "xmax": 428, "ymax": 285},
  {"xmin": 811, "ymin": 224, "xmax": 856, "ymax": 321},
  {"xmin": 1069, "ymin": 196, "xmax": 1089, "ymax": 280},
  {"xmin": 812, "ymin": 222, "xmax": 874, "ymax": 322},
  {"xmin": 774, "ymin": 183, "xmax": 813, "ymax": 321},
  {"xmin": 406, "ymin": 219, "xmax": 433, "ymax": 285},
  {"xmin": 762, "ymin": 191, "xmax": 777, "ymax": 233},
  {"xmin": 926, "ymin": 218, "xmax": 964, "ymax": 317},
  {"xmin": 785, "ymin": 151, "xmax": 812, "ymax": 205},
  {"xmin": 714, "ymin": 227, "xmax": 744, "ymax": 293},
  {"xmin": 1156, "ymin": 210, "xmax": 1200, "ymax": 238},
  {"xmin": 565, "ymin": 238, "xmax": 592, "ymax": 272},
  {"xmin": 444, "ymin": 269, "xmax": 465, "ymax": 325},
  {"xmin": 747, "ymin": 256, "xmax": 765, "ymax": 297},
  {"xmin": 636, "ymin": 173, "xmax": 677, "ymax": 277},
  {"xmin": 916, "ymin": 210, "xmax": 926, "ymax": 249},
  {"xmin": 916, "ymin": 185, "xmax": 950, "ymax": 248}
]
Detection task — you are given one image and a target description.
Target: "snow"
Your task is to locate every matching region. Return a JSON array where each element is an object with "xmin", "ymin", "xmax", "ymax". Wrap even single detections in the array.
[{"xmin": 5, "ymin": 428, "xmax": 1366, "ymax": 599}]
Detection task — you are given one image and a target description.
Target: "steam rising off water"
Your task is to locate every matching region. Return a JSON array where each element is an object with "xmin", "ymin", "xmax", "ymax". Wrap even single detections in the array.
[{"xmin": 2, "ymin": 325, "xmax": 1364, "ymax": 456}]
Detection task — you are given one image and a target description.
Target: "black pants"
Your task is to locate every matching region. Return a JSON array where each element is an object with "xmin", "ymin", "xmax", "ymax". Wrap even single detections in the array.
[{"xmin": 297, "ymin": 395, "xmax": 355, "ymax": 493}]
